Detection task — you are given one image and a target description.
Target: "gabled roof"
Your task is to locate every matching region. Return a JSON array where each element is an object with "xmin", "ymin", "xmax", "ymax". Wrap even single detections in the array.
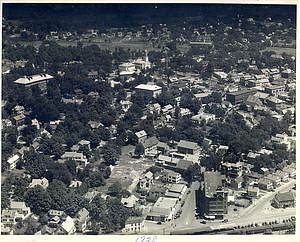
[
  {"xmin": 135, "ymin": 130, "xmax": 147, "ymax": 138},
  {"xmin": 142, "ymin": 136, "xmax": 159, "ymax": 149},
  {"xmin": 60, "ymin": 216, "xmax": 74, "ymax": 233},
  {"xmin": 76, "ymin": 208, "xmax": 89, "ymax": 222},
  {"xmin": 177, "ymin": 140, "xmax": 198, "ymax": 150}
]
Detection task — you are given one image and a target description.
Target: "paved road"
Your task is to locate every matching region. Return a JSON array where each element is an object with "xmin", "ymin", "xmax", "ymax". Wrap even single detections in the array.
[
  {"xmin": 141, "ymin": 179, "xmax": 296, "ymax": 235},
  {"xmin": 173, "ymin": 181, "xmax": 200, "ymax": 230}
]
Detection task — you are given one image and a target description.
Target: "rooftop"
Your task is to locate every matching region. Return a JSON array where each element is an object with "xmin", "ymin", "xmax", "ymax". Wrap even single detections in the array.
[
  {"xmin": 177, "ymin": 140, "xmax": 199, "ymax": 150},
  {"xmin": 275, "ymin": 192, "xmax": 294, "ymax": 202},
  {"xmin": 14, "ymin": 74, "xmax": 53, "ymax": 85},
  {"xmin": 204, "ymin": 171, "xmax": 223, "ymax": 198},
  {"xmin": 135, "ymin": 84, "xmax": 162, "ymax": 91}
]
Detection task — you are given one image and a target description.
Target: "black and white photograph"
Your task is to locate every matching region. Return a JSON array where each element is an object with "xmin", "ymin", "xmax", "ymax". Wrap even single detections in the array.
[{"xmin": 1, "ymin": 1, "xmax": 297, "ymax": 239}]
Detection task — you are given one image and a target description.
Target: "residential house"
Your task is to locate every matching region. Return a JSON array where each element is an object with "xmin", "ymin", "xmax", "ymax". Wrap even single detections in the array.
[
  {"xmin": 135, "ymin": 130, "xmax": 147, "ymax": 144},
  {"xmin": 273, "ymin": 192, "xmax": 295, "ymax": 208},
  {"xmin": 7, "ymin": 155, "xmax": 20, "ymax": 170},
  {"xmin": 177, "ymin": 140, "xmax": 200, "ymax": 155},
  {"xmin": 274, "ymin": 170, "xmax": 289, "ymax": 182},
  {"xmin": 122, "ymin": 217, "xmax": 145, "ymax": 234},
  {"xmin": 283, "ymin": 165, "xmax": 296, "ymax": 178},
  {"xmin": 61, "ymin": 152, "xmax": 88, "ymax": 167},
  {"xmin": 1, "ymin": 210, "xmax": 21, "ymax": 225},
  {"xmin": 141, "ymin": 136, "xmax": 159, "ymax": 153},
  {"xmin": 69, "ymin": 180, "xmax": 83, "ymax": 189},
  {"xmin": 191, "ymin": 112, "xmax": 215, "ymax": 124},
  {"xmin": 230, "ymin": 176, "xmax": 244, "ymax": 189},
  {"xmin": 161, "ymin": 104, "xmax": 175, "ymax": 115},
  {"xmin": 179, "ymin": 108, "xmax": 192, "ymax": 118},
  {"xmin": 78, "ymin": 140, "xmax": 91, "ymax": 150},
  {"xmin": 216, "ymin": 145, "xmax": 229, "ymax": 156},
  {"xmin": 265, "ymin": 174, "xmax": 281, "ymax": 188},
  {"xmin": 221, "ymin": 162, "xmax": 244, "ymax": 178},
  {"xmin": 147, "ymin": 186, "xmax": 168, "ymax": 202},
  {"xmin": 74, "ymin": 208, "xmax": 89, "ymax": 233},
  {"xmin": 54, "ymin": 216, "xmax": 76, "ymax": 235},
  {"xmin": 120, "ymin": 100, "xmax": 132, "ymax": 112},
  {"xmin": 175, "ymin": 159, "xmax": 194, "ymax": 173},
  {"xmin": 162, "ymin": 169, "xmax": 182, "ymax": 184},
  {"xmin": 1, "ymin": 226, "xmax": 14, "ymax": 235},
  {"xmin": 257, "ymin": 178, "xmax": 273, "ymax": 191},
  {"xmin": 157, "ymin": 142, "xmax": 169, "ymax": 155},
  {"xmin": 34, "ymin": 225, "xmax": 55, "ymax": 235},
  {"xmin": 139, "ymin": 171, "xmax": 154, "ymax": 189},
  {"xmin": 12, "ymin": 114, "xmax": 26, "ymax": 126},
  {"xmin": 121, "ymin": 195, "xmax": 139, "ymax": 208},
  {"xmin": 266, "ymin": 96, "xmax": 284, "ymax": 109},
  {"xmin": 247, "ymin": 186, "xmax": 259, "ymax": 197},
  {"xmin": 29, "ymin": 178, "xmax": 49, "ymax": 190}
]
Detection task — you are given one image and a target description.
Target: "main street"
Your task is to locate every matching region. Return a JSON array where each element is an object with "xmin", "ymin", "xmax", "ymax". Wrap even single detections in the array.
[{"xmin": 142, "ymin": 178, "xmax": 296, "ymax": 235}]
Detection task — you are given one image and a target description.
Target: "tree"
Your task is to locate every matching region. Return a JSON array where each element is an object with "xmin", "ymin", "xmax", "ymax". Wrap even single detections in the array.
[
  {"xmin": 134, "ymin": 143, "xmax": 145, "ymax": 157},
  {"xmin": 25, "ymin": 186, "xmax": 53, "ymax": 215},
  {"xmin": 108, "ymin": 181, "xmax": 122, "ymax": 196},
  {"xmin": 102, "ymin": 143, "xmax": 121, "ymax": 166}
]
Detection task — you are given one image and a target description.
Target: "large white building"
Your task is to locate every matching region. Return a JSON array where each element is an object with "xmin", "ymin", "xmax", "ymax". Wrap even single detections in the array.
[{"xmin": 135, "ymin": 84, "xmax": 162, "ymax": 98}]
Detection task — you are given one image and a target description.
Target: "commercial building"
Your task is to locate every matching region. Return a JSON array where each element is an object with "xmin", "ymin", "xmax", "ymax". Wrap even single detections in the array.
[
  {"xmin": 14, "ymin": 74, "xmax": 54, "ymax": 94},
  {"xmin": 146, "ymin": 197, "xmax": 177, "ymax": 222},
  {"xmin": 226, "ymin": 89, "xmax": 257, "ymax": 104},
  {"xmin": 135, "ymin": 84, "xmax": 162, "ymax": 98},
  {"xmin": 273, "ymin": 192, "xmax": 295, "ymax": 208},
  {"xmin": 265, "ymin": 85, "xmax": 285, "ymax": 97},
  {"xmin": 196, "ymin": 172, "xmax": 228, "ymax": 220}
]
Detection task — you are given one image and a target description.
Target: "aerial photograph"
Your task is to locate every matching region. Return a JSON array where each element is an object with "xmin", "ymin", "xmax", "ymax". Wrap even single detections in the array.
[{"xmin": 1, "ymin": 3, "xmax": 296, "ymax": 236}]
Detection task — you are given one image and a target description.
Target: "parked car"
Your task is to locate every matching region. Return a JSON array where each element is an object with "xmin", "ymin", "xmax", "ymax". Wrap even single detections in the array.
[
  {"xmin": 222, "ymin": 219, "xmax": 228, "ymax": 223},
  {"xmin": 157, "ymin": 222, "xmax": 162, "ymax": 225},
  {"xmin": 200, "ymin": 221, "xmax": 206, "ymax": 224}
]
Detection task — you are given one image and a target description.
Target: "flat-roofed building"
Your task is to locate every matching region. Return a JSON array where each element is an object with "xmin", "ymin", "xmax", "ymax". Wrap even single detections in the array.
[
  {"xmin": 265, "ymin": 85, "xmax": 285, "ymax": 97},
  {"xmin": 196, "ymin": 172, "xmax": 228, "ymax": 220},
  {"xmin": 135, "ymin": 84, "xmax": 162, "ymax": 98},
  {"xmin": 226, "ymin": 89, "xmax": 257, "ymax": 104},
  {"xmin": 162, "ymin": 169, "xmax": 182, "ymax": 184},
  {"xmin": 146, "ymin": 197, "xmax": 177, "ymax": 222}
]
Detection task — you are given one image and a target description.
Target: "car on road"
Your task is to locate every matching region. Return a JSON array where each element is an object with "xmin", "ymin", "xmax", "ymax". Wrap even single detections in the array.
[{"xmin": 200, "ymin": 221, "xmax": 206, "ymax": 224}]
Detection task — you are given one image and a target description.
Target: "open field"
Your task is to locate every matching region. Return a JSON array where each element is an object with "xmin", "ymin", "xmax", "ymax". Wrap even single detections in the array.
[
  {"xmin": 261, "ymin": 47, "xmax": 296, "ymax": 56},
  {"xmin": 97, "ymin": 155, "xmax": 155, "ymax": 194}
]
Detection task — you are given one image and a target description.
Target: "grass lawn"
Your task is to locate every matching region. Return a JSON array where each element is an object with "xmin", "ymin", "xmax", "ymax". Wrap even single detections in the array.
[{"xmin": 261, "ymin": 47, "xmax": 296, "ymax": 57}]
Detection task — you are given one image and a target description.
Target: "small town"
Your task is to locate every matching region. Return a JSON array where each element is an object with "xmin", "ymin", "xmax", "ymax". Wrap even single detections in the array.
[{"xmin": 1, "ymin": 3, "xmax": 296, "ymax": 236}]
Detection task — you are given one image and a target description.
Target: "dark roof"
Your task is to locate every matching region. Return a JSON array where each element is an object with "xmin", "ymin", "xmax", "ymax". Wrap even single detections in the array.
[
  {"xmin": 176, "ymin": 159, "xmax": 193, "ymax": 171},
  {"xmin": 142, "ymin": 136, "xmax": 159, "ymax": 149},
  {"xmin": 177, "ymin": 140, "xmax": 199, "ymax": 150},
  {"xmin": 275, "ymin": 192, "xmax": 294, "ymax": 202}
]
